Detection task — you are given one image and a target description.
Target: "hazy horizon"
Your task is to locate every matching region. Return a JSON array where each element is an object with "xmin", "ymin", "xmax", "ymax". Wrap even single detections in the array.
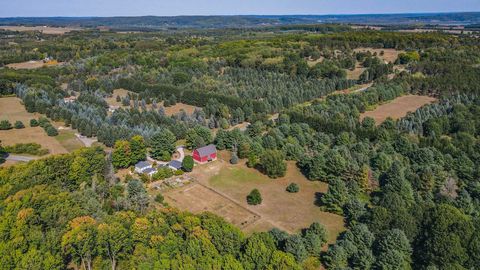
[{"xmin": 2, "ymin": 0, "xmax": 480, "ymax": 18}]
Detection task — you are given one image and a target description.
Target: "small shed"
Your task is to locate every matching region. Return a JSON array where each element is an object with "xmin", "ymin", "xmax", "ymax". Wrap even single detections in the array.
[
  {"xmin": 193, "ymin": 144, "xmax": 217, "ymax": 163},
  {"xmin": 168, "ymin": 160, "xmax": 182, "ymax": 171},
  {"xmin": 135, "ymin": 161, "xmax": 151, "ymax": 174}
]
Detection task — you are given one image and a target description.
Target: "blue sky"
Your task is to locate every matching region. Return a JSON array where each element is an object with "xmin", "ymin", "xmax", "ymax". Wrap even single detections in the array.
[{"xmin": 2, "ymin": 0, "xmax": 480, "ymax": 17}]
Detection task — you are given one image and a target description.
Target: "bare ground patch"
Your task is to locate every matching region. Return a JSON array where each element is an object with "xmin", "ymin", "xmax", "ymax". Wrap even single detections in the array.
[{"xmin": 360, "ymin": 95, "xmax": 437, "ymax": 125}]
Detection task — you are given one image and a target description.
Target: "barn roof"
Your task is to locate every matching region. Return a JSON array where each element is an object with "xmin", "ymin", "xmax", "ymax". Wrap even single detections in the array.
[{"xmin": 195, "ymin": 144, "xmax": 216, "ymax": 157}]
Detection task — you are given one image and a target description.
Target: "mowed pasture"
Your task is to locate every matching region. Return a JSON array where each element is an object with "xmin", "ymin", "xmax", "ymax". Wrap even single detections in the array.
[
  {"xmin": 0, "ymin": 97, "xmax": 82, "ymax": 155},
  {"xmin": 107, "ymin": 88, "xmax": 199, "ymax": 116},
  {"xmin": 0, "ymin": 25, "xmax": 81, "ymax": 34},
  {"xmin": 360, "ymin": 95, "xmax": 437, "ymax": 124},
  {"xmin": 168, "ymin": 152, "xmax": 344, "ymax": 243}
]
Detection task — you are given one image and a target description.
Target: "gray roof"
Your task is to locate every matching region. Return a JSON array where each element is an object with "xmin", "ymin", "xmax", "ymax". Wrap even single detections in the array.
[
  {"xmin": 143, "ymin": 168, "xmax": 156, "ymax": 174},
  {"xmin": 135, "ymin": 161, "xmax": 151, "ymax": 168},
  {"xmin": 168, "ymin": 160, "xmax": 182, "ymax": 169},
  {"xmin": 195, "ymin": 144, "xmax": 216, "ymax": 157}
]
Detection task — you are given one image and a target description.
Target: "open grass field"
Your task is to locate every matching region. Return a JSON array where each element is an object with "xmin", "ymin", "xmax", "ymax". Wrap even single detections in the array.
[
  {"xmin": 107, "ymin": 88, "xmax": 199, "ymax": 116},
  {"xmin": 166, "ymin": 151, "xmax": 344, "ymax": 243},
  {"xmin": 0, "ymin": 97, "xmax": 82, "ymax": 155},
  {"xmin": 360, "ymin": 95, "xmax": 437, "ymax": 124},
  {"xmin": 55, "ymin": 129, "xmax": 85, "ymax": 152},
  {"xmin": 353, "ymin": 47, "xmax": 404, "ymax": 63},
  {"xmin": 6, "ymin": 60, "xmax": 63, "ymax": 70},
  {"xmin": 0, "ymin": 25, "xmax": 81, "ymax": 34}
]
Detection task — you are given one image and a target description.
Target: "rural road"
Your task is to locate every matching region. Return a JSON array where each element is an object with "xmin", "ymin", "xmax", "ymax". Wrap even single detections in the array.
[{"xmin": 6, "ymin": 154, "xmax": 37, "ymax": 162}]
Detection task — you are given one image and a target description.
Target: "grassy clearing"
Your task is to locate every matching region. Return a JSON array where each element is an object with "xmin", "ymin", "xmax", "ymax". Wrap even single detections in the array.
[
  {"xmin": 0, "ymin": 97, "xmax": 68, "ymax": 155},
  {"xmin": 55, "ymin": 130, "xmax": 85, "ymax": 152},
  {"xmin": 360, "ymin": 94, "xmax": 437, "ymax": 125},
  {"xmin": 182, "ymin": 154, "xmax": 345, "ymax": 243}
]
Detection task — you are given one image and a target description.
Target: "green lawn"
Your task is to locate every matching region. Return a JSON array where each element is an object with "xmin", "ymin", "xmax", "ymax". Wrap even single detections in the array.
[
  {"xmin": 209, "ymin": 166, "xmax": 266, "ymax": 187},
  {"xmin": 55, "ymin": 130, "xmax": 84, "ymax": 152}
]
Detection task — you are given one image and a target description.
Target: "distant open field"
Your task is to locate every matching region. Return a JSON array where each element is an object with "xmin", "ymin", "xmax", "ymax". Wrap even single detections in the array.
[
  {"xmin": 0, "ymin": 97, "xmax": 83, "ymax": 155},
  {"xmin": 107, "ymin": 88, "xmax": 199, "ymax": 116},
  {"xmin": 6, "ymin": 60, "xmax": 63, "ymax": 70},
  {"xmin": 360, "ymin": 95, "xmax": 437, "ymax": 124},
  {"xmin": 167, "ymin": 152, "xmax": 344, "ymax": 243},
  {"xmin": 0, "ymin": 25, "xmax": 81, "ymax": 34},
  {"xmin": 354, "ymin": 47, "xmax": 404, "ymax": 63}
]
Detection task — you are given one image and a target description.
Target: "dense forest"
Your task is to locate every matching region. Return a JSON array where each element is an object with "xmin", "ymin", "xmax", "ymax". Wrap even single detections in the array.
[{"xmin": 1, "ymin": 22, "xmax": 480, "ymax": 270}]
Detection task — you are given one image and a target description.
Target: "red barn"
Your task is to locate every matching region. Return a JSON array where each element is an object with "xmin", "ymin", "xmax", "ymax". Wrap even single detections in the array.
[{"xmin": 193, "ymin": 144, "xmax": 217, "ymax": 163}]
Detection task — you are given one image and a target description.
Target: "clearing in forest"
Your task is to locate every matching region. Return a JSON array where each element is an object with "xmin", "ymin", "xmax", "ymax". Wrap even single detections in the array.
[
  {"xmin": 353, "ymin": 47, "xmax": 405, "ymax": 63},
  {"xmin": 360, "ymin": 95, "xmax": 437, "ymax": 125},
  {"xmin": 0, "ymin": 97, "xmax": 83, "ymax": 156},
  {"xmin": 6, "ymin": 60, "xmax": 63, "ymax": 70},
  {"xmin": 107, "ymin": 88, "xmax": 198, "ymax": 116},
  {"xmin": 167, "ymin": 151, "xmax": 344, "ymax": 243},
  {"xmin": 0, "ymin": 25, "xmax": 81, "ymax": 34}
]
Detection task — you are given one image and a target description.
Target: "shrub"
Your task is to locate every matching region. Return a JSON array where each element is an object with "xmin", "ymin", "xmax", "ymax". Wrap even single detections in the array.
[
  {"xmin": 0, "ymin": 120, "xmax": 12, "ymax": 130},
  {"xmin": 247, "ymin": 189, "xmax": 262, "ymax": 205},
  {"xmin": 45, "ymin": 125, "xmax": 58, "ymax": 136},
  {"xmin": 230, "ymin": 152, "xmax": 239, "ymax": 164},
  {"xmin": 30, "ymin": 119, "xmax": 39, "ymax": 127},
  {"xmin": 4, "ymin": 143, "xmax": 49, "ymax": 156},
  {"xmin": 174, "ymin": 170, "xmax": 184, "ymax": 176},
  {"xmin": 38, "ymin": 117, "xmax": 50, "ymax": 128},
  {"xmin": 182, "ymin": 156, "xmax": 194, "ymax": 172},
  {"xmin": 286, "ymin": 183, "xmax": 300, "ymax": 193},
  {"xmin": 152, "ymin": 167, "xmax": 174, "ymax": 180},
  {"xmin": 155, "ymin": 193, "xmax": 164, "ymax": 203},
  {"xmin": 14, "ymin": 121, "xmax": 25, "ymax": 129}
]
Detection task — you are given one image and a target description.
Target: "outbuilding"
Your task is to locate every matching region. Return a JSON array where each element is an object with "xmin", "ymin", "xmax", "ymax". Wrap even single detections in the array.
[
  {"xmin": 192, "ymin": 144, "xmax": 217, "ymax": 164},
  {"xmin": 168, "ymin": 160, "xmax": 183, "ymax": 171},
  {"xmin": 135, "ymin": 161, "xmax": 151, "ymax": 174}
]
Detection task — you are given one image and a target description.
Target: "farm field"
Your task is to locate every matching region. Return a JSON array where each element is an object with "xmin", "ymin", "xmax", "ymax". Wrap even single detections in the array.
[
  {"xmin": 0, "ymin": 25, "xmax": 81, "ymax": 34},
  {"xmin": 360, "ymin": 94, "xmax": 437, "ymax": 124},
  {"xmin": 166, "ymin": 152, "xmax": 344, "ymax": 243},
  {"xmin": 0, "ymin": 97, "xmax": 82, "ymax": 155}
]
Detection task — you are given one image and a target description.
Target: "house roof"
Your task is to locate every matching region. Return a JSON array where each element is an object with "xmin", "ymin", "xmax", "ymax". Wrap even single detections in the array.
[
  {"xmin": 168, "ymin": 160, "xmax": 182, "ymax": 169},
  {"xmin": 195, "ymin": 144, "xmax": 216, "ymax": 157},
  {"xmin": 143, "ymin": 168, "xmax": 157, "ymax": 174},
  {"xmin": 135, "ymin": 161, "xmax": 151, "ymax": 168}
]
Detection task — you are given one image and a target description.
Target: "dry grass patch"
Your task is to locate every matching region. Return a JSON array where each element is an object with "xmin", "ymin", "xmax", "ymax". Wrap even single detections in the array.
[
  {"xmin": 0, "ymin": 97, "xmax": 68, "ymax": 155},
  {"xmin": 182, "ymin": 154, "xmax": 344, "ymax": 243},
  {"xmin": 354, "ymin": 48, "xmax": 404, "ymax": 63},
  {"xmin": 6, "ymin": 60, "xmax": 63, "ymax": 70},
  {"xmin": 164, "ymin": 183, "xmax": 261, "ymax": 230},
  {"xmin": 0, "ymin": 26, "xmax": 81, "ymax": 34},
  {"xmin": 360, "ymin": 95, "xmax": 437, "ymax": 125},
  {"xmin": 106, "ymin": 89, "xmax": 198, "ymax": 116}
]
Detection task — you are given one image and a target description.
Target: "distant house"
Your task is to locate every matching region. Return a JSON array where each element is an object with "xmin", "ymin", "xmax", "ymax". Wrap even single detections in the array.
[
  {"xmin": 135, "ymin": 161, "xmax": 151, "ymax": 174},
  {"xmin": 143, "ymin": 167, "xmax": 157, "ymax": 177},
  {"xmin": 168, "ymin": 160, "xmax": 182, "ymax": 171},
  {"xmin": 108, "ymin": 105, "xmax": 120, "ymax": 113},
  {"xmin": 193, "ymin": 144, "xmax": 217, "ymax": 164},
  {"xmin": 63, "ymin": 96, "xmax": 77, "ymax": 103}
]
